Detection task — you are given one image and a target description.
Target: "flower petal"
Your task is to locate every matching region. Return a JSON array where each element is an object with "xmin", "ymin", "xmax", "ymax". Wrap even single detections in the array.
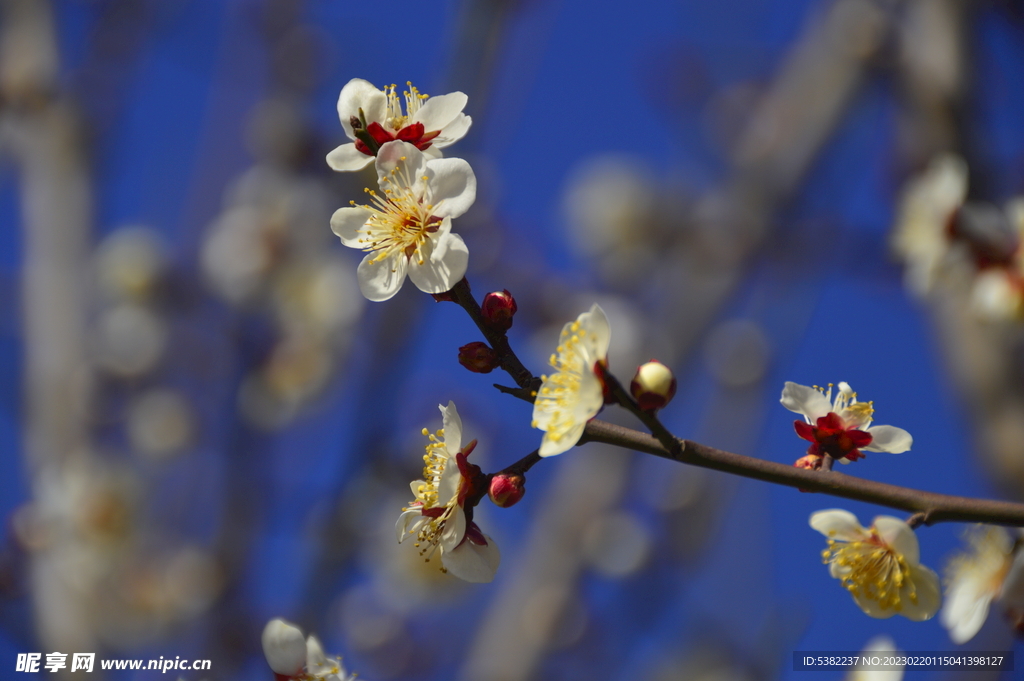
[
  {"xmin": 408, "ymin": 231, "xmax": 469, "ymax": 295},
  {"xmin": 305, "ymin": 635, "xmax": 327, "ymax": 671},
  {"xmin": 999, "ymin": 549, "xmax": 1024, "ymax": 610},
  {"xmin": 900, "ymin": 563, "xmax": 941, "ymax": 621},
  {"xmin": 396, "ymin": 509, "xmax": 426, "ymax": 544},
  {"xmin": 579, "ymin": 303, "xmax": 611, "ymax": 362},
  {"xmin": 326, "ymin": 143, "xmax": 374, "ymax": 172},
  {"xmin": 850, "ymin": 592, "xmax": 899, "ymax": 619},
  {"xmin": 425, "ymin": 157, "xmax": 476, "ymax": 219},
  {"xmin": 942, "ymin": 567, "xmax": 995, "ymax": 643},
  {"xmin": 809, "ymin": 509, "xmax": 866, "ymax": 542},
  {"xmin": 539, "ymin": 420, "xmax": 587, "ymax": 458},
  {"xmin": 781, "ymin": 382, "xmax": 831, "ymax": 421},
  {"xmin": 440, "ymin": 401, "xmax": 463, "ymax": 454},
  {"xmin": 356, "ymin": 252, "xmax": 408, "ymax": 302},
  {"xmin": 442, "ymin": 533, "xmax": 501, "ymax": 583},
  {"xmin": 337, "ymin": 78, "xmax": 386, "ymax": 139},
  {"xmin": 863, "ymin": 425, "xmax": 912, "ymax": 453},
  {"xmin": 433, "ymin": 114, "xmax": 472, "ymax": 147},
  {"xmin": 439, "ymin": 505, "xmax": 466, "ymax": 552},
  {"xmin": 873, "ymin": 516, "xmax": 920, "ymax": 565},
  {"xmin": 261, "ymin": 619, "xmax": 306, "ymax": 676},
  {"xmin": 375, "ymin": 141, "xmax": 429, "ymax": 191},
  {"xmin": 412, "ymin": 92, "xmax": 468, "ymax": 132},
  {"xmin": 330, "ymin": 206, "xmax": 372, "ymax": 247}
]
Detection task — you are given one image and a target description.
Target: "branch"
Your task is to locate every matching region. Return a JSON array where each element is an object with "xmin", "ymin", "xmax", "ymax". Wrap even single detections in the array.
[{"xmin": 578, "ymin": 419, "xmax": 1024, "ymax": 527}]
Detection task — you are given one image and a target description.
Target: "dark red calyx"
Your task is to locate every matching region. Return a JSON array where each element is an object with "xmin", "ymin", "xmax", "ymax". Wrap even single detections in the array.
[{"xmin": 793, "ymin": 412, "xmax": 872, "ymax": 462}]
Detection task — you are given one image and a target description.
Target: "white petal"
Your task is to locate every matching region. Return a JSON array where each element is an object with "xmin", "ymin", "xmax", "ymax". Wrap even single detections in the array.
[
  {"xmin": 579, "ymin": 303, "xmax": 611, "ymax": 362},
  {"xmin": 863, "ymin": 425, "xmax": 913, "ymax": 453},
  {"xmin": 396, "ymin": 509, "xmax": 425, "ymax": 544},
  {"xmin": 873, "ymin": 516, "xmax": 920, "ymax": 565},
  {"xmin": 436, "ymin": 454, "xmax": 461, "ymax": 502},
  {"xmin": 305, "ymin": 635, "xmax": 327, "ymax": 671},
  {"xmin": 442, "ymin": 534, "xmax": 501, "ymax": 583},
  {"xmin": 261, "ymin": 619, "xmax": 306, "ymax": 676},
  {"xmin": 900, "ymin": 563, "xmax": 942, "ymax": 621},
  {"xmin": 411, "ymin": 91, "xmax": 468, "ymax": 132},
  {"xmin": 376, "ymin": 141, "xmax": 428, "ymax": 190},
  {"xmin": 809, "ymin": 509, "xmax": 866, "ymax": 541},
  {"xmin": 337, "ymin": 78, "xmax": 386, "ymax": 139},
  {"xmin": 433, "ymin": 114, "xmax": 472, "ymax": 147},
  {"xmin": 942, "ymin": 571, "xmax": 994, "ymax": 643},
  {"xmin": 780, "ymin": 382, "xmax": 831, "ymax": 421},
  {"xmin": 425, "ymin": 157, "xmax": 476, "ymax": 219},
  {"xmin": 440, "ymin": 400, "xmax": 463, "ymax": 453},
  {"xmin": 439, "ymin": 505, "xmax": 466, "ymax": 552},
  {"xmin": 538, "ymin": 421, "xmax": 587, "ymax": 457},
  {"xmin": 408, "ymin": 231, "xmax": 469, "ymax": 295},
  {"xmin": 356, "ymin": 252, "xmax": 408, "ymax": 302},
  {"xmin": 326, "ymin": 143, "xmax": 374, "ymax": 172},
  {"xmin": 851, "ymin": 592, "xmax": 899, "ymax": 619},
  {"xmin": 330, "ymin": 206, "xmax": 372, "ymax": 247}
]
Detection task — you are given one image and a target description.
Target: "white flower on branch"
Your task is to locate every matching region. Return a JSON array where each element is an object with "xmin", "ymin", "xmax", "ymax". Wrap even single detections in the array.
[
  {"xmin": 261, "ymin": 618, "xmax": 356, "ymax": 681},
  {"xmin": 532, "ymin": 304, "xmax": 610, "ymax": 457},
  {"xmin": 327, "ymin": 78, "xmax": 471, "ymax": 172},
  {"xmin": 941, "ymin": 525, "xmax": 1024, "ymax": 643},
  {"xmin": 397, "ymin": 401, "xmax": 500, "ymax": 583},
  {"xmin": 781, "ymin": 382, "xmax": 912, "ymax": 464},
  {"xmin": 331, "ymin": 141, "xmax": 475, "ymax": 301},
  {"xmin": 811, "ymin": 509, "xmax": 941, "ymax": 620}
]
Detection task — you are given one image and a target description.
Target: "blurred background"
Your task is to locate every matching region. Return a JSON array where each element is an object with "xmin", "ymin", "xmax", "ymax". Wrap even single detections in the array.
[{"xmin": 2, "ymin": 0, "xmax": 1024, "ymax": 679}]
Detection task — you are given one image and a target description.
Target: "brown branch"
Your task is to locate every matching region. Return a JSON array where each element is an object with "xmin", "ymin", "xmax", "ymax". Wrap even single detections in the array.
[{"xmin": 578, "ymin": 419, "xmax": 1024, "ymax": 527}]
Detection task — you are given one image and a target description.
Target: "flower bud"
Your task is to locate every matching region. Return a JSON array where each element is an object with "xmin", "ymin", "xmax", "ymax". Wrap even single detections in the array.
[
  {"xmin": 261, "ymin": 618, "xmax": 306, "ymax": 677},
  {"xmin": 794, "ymin": 454, "xmax": 822, "ymax": 471},
  {"xmin": 459, "ymin": 342, "xmax": 499, "ymax": 373},
  {"xmin": 481, "ymin": 290, "xmax": 518, "ymax": 331},
  {"xmin": 630, "ymin": 360, "xmax": 676, "ymax": 411},
  {"xmin": 488, "ymin": 473, "xmax": 526, "ymax": 508}
]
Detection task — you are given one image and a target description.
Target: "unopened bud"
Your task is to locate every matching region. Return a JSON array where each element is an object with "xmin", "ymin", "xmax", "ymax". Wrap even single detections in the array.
[
  {"xmin": 481, "ymin": 290, "xmax": 518, "ymax": 331},
  {"xmin": 459, "ymin": 342, "xmax": 499, "ymax": 373},
  {"xmin": 488, "ymin": 473, "xmax": 526, "ymax": 507},
  {"xmin": 630, "ymin": 360, "xmax": 677, "ymax": 411},
  {"xmin": 794, "ymin": 454, "xmax": 823, "ymax": 471}
]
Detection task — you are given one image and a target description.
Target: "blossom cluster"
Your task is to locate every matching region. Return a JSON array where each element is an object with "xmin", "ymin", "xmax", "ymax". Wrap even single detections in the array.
[{"xmin": 262, "ymin": 619, "xmax": 356, "ymax": 681}]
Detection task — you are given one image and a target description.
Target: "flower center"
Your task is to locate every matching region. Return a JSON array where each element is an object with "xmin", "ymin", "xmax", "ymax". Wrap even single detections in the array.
[
  {"xmin": 823, "ymin": 534, "xmax": 916, "ymax": 613},
  {"xmin": 350, "ymin": 157, "xmax": 443, "ymax": 267},
  {"xmin": 354, "ymin": 82, "xmax": 443, "ymax": 156},
  {"xmin": 384, "ymin": 82, "xmax": 428, "ymax": 131}
]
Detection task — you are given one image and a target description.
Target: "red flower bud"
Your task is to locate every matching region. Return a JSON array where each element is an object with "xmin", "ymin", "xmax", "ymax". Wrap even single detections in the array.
[
  {"xmin": 630, "ymin": 360, "xmax": 677, "ymax": 411},
  {"xmin": 488, "ymin": 473, "xmax": 526, "ymax": 508},
  {"xmin": 458, "ymin": 342, "xmax": 499, "ymax": 373},
  {"xmin": 481, "ymin": 290, "xmax": 518, "ymax": 331}
]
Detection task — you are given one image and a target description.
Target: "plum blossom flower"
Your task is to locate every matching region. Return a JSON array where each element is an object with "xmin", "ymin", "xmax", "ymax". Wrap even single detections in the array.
[
  {"xmin": 845, "ymin": 636, "xmax": 904, "ymax": 681},
  {"xmin": 327, "ymin": 78, "xmax": 471, "ymax": 172},
  {"xmin": 781, "ymin": 382, "xmax": 912, "ymax": 464},
  {"xmin": 331, "ymin": 141, "xmax": 475, "ymax": 301},
  {"xmin": 532, "ymin": 304, "xmax": 610, "ymax": 457},
  {"xmin": 811, "ymin": 509, "xmax": 941, "ymax": 620},
  {"xmin": 941, "ymin": 526, "xmax": 1024, "ymax": 643},
  {"xmin": 892, "ymin": 154, "xmax": 968, "ymax": 295},
  {"xmin": 261, "ymin": 618, "xmax": 356, "ymax": 681},
  {"xmin": 397, "ymin": 401, "xmax": 500, "ymax": 583}
]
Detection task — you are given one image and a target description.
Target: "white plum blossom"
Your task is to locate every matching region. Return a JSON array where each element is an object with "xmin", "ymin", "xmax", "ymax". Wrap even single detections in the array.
[
  {"xmin": 397, "ymin": 401, "xmax": 500, "ymax": 583},
  {"xmin": 331, "ymin": 140, "xmax": 475, "ymax": 301},
  {"xmin": 532, "ymin": 304, "xmax": 611, "ymax": 457},
  {"xmin": 261, "ymin": 619, "xmax": 356, "ymax": 681},
  {"xmin": 811, "ymin": 509, "xmax": 941, "ymax": 620},
  {"xmin": 941, "ymin": 526, "xmax": 1024, "ymax": 644},
  {"xmin": 846, "ymin": 636, "xmax": 904, "ymax": 681},
  {"xmin": 781, "ymin": 382, "xmax": 912, "ymax": 464},
  {"xmin": 327, "ymin": 78, "xmax": 471, "ymax": 172},
  {"xmin": 892, "ymin": 154, "xmax": 968, "ymax": 295}
]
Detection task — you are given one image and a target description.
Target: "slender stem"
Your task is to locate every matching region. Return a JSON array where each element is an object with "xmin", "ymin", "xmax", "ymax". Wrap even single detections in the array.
[
  {"xmin": 578, "ymin": 419, "xmax": 1024, "ymax": 527},
  {"xmin": 821, "ymin": 454, "xmax": 835, "ymax": 472},
  {"xmin": 495, "ymin": 450, "xmax": 541, "ymax": 478}
]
